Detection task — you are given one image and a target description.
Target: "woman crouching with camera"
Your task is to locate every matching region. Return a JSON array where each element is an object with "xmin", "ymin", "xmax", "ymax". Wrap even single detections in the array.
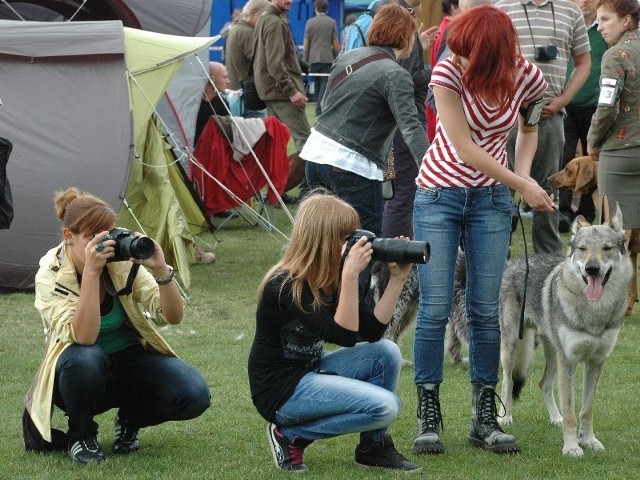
[
  {"xmin": 248, "ymin": 190, "xmax": 420, "ymax": 473},
  {"xmin": 23, "ymin": 187, "xmax": 210, "ymax": 464}
]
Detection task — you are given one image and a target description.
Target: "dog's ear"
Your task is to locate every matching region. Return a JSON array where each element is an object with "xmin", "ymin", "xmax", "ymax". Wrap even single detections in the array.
[
  {"xmin": 575, "ymin": 215, "xmax": 591, "ymax": 228},
  {"xmin": 570, "ymin": 214, "xmax": 589, "ymax": 239},
  {"xmin": 608, "ymin": 203, "xmax": 625, "ymax": 234},
  {"xmin": 574, "ymin": 159, "xmax": 597, "ymax": 193}
]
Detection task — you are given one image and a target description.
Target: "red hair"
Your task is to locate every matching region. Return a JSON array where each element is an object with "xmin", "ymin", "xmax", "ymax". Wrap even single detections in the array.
[
  {"xmin": 447, "ymin": 5, "xmax": 520, "ymax": 108},
  {"xmin": 368, "ymin": 3, "xmax": 417, "ymax": 50}
]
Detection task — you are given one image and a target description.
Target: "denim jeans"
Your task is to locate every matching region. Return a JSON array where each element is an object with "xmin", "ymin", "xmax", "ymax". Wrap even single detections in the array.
[
  {"xmin": 412, "ymin": 184, "xmax": 511, "ymax": 386},
  {"xmin": 305, "ymin": 161, "xmax": 383, "ymax": 235},
  {"xmin": 381, "ymin": 122, "xmax": 424, "ymax": 238},
  {"xmin": 310, "ymin": 63, "xmax": 331, "ymax": 116},
  {"xmin": 275, "ymin": 339, "xmax": 401, "ymax": 445},
  {"xmin": 306, "ymin": 161, "xmax": 383, "ymax": 303},
  {"xmin": 54, "ymin": 344, "xmax": 211, "ymax": 441}
]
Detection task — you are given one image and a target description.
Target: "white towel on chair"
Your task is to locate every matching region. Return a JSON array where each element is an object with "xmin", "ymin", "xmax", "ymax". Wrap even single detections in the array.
[{"xmin": 230, "ymin": 118, "xmax": 267, "ymax": 162}]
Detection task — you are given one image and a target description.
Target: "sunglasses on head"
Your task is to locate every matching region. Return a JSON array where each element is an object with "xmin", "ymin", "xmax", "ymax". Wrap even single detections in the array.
[{"xmin": 396, "ymin": 0, "xmax": 416, "ymax": 16}]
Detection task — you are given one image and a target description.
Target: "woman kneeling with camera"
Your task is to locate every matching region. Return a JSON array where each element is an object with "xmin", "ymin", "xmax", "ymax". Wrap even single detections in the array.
[
  {"xmin": 248, "ymin": 190, "xmax": 420, "ymax": 473},
  {"xmin": 23, "ymin": 187, "xmax": 210, "ymax": 464}
]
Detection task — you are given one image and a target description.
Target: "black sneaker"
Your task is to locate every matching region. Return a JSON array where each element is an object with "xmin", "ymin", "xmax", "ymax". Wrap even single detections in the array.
[
  {"xmin": 355, "ymin": 433, "xmax": 422, "ymax": 473},
  {"xmin": 69, "ymin": 436, "xmax": 106, "ymax": 464},
  {"xmin": 266, "ymin": 423, "xmax": 310, "ymax": 473},
  {"xmin": 112, "ymin": 415, "xmax": 140, "ymax": 454}
]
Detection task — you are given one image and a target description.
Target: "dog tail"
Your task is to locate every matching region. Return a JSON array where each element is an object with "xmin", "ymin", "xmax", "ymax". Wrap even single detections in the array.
[
  {"xmin": 512, "ymin": 375, "xmax": 526, "ymax": 401},
  {"xmin": 510, "ymin": 328, "xmax": 536, "ymax": 401}
]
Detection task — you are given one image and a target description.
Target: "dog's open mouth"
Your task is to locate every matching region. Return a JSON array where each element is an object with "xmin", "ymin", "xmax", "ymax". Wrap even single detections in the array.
[{"xmin": 582, "ymin": 268, "xmax": 612, "ymax": 302}]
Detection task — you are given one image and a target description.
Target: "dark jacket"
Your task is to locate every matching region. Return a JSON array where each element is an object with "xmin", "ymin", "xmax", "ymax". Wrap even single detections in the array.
[
  {"xmin": 313, "ymin": 46, "xmax": 429, "ymax": 168},
  {"xmin": 254, "ymin": 6, "xmax": 305, "ymax": 101}
]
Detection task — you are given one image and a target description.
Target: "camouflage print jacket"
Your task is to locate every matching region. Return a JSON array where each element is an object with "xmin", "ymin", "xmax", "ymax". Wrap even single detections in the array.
[{"xmin": 588, "ymin": 30, "xmax": 640, "ymax": 151}]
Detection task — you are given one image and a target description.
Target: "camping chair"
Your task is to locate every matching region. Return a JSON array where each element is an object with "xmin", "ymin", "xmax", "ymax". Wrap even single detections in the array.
[{"xmin": 190, "ymin": 115, "xmax": 290, "ymax": 231}]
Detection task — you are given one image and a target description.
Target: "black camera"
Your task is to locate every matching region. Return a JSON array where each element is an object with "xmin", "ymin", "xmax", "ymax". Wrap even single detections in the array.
[
  {"xmin": 534, "ymin": 45, "xmax": 558, "ymax": 62},
  {"xmin": 102, "ymin": 227, "xmax": 154, "ymax": 263},
  {"xmin": 347, "ymin": 229, "xmax": 430, "ymax": 264}
]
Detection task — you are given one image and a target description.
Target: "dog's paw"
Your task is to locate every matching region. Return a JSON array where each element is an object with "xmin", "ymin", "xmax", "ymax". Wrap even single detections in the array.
[
  {"xmin": 562, "ymin": 443, "xmax": 584, "ymax": 457},
  {"xmin": 549, "ymin": 416, "xmax": 563, "ymax": 428},
  {"xmin": 498, "ymin": 414, "xmax": 513, "ymax": 426},
  {"xmin": 401, "ymin": 358, "xmax": 414, "ymax": 368},
  {"xmin": 579, "ymin": 436, "xmax": 604, "ymax": 452}
]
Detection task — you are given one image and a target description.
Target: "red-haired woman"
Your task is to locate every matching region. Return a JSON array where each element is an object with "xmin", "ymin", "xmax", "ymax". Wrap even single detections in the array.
[{"xmin": 411, "ymin": 5, "xmax": 555, "ymax": 455}]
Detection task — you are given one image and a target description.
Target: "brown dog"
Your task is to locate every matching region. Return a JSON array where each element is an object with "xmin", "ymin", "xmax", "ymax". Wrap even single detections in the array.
[{"xmin": 549, "ymin": 155, "xmax": 639, "ymax": 315}]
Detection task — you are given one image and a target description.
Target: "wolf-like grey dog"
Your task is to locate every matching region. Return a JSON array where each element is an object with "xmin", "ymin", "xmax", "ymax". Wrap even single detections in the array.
[
  {"xmin": 498, "ymin": 206, "xmax": 632, "ymax": 456},
  {"xmin": 374, "ymin": 208, "xmax": 632, "ymax": 456}
]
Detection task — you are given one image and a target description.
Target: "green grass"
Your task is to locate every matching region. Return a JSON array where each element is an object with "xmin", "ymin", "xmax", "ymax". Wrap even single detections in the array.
[{"xmin": 2, "ymin": 187, "xmax": 640, "ymax": 478}]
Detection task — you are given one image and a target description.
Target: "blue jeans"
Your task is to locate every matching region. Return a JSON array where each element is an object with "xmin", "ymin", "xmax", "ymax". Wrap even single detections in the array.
[
  {"xmin": 275, "ymin": 339, "xmax": 402, "ymax": 444},
  {"xmin": 412, "ymin": 185, "xmax": 511, "ymax": 386},
  {"xmin": 306, "ymin": 161, "xmax": 383, "ymax": 302},
  {"xmin": 310, "ymin": 63, "xmax": 331, "ymax": 116},
  {"xmin": 54, "ymin": 344, "xmax": 211, "ymax": 441},
  {"xmin": 305, "ymin": 161, "xmax": 383, "ymax": 235}
]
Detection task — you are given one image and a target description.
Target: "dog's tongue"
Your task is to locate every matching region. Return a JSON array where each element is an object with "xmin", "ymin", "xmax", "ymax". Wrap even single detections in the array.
[{"xmin": 585, "ymin": 276, "xmax": 604, "ymax": 302}]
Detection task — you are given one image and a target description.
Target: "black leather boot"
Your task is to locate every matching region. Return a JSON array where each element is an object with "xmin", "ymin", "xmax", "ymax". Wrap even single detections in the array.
[
  {"xmin": 412, "ymin": 384, "xmax": 444, "ymax": 454},
  {"xmin": 469, "ymin": 383, "xmax": 520, "ymax": 453}
]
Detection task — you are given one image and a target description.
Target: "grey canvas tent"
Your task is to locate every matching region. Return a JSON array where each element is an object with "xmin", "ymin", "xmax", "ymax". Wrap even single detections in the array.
[{"xmin": 0, "ymin": 19, "xmax": 217, "ymax": 290}]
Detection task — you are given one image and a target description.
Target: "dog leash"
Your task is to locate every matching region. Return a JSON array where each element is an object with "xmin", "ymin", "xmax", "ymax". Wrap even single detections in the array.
[
  {"xmin": 555, "ymin": 209, "xmax": 575, "ymax": 228},
  {"xmin": 514, "ymin": 205, "xmax": 574, "ymax": 339},
  {"xmin": 513, "ymin": 201, "xmax": 529, "ymax": 340}
]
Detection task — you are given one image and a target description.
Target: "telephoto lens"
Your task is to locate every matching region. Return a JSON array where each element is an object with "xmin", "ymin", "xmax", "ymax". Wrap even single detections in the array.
[
  {"xmin": 371, "ymin": 237, "xmax": 430, "ymax": 264},
  {"xmin": 347, "ymin": 229, "xmax": 430, "ymax": 264}
]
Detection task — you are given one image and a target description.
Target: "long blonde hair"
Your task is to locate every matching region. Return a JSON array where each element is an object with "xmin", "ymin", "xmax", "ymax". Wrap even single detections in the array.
[{"xmin": 259, "ymin": 190, "xmax": 361, "ymax": 311}]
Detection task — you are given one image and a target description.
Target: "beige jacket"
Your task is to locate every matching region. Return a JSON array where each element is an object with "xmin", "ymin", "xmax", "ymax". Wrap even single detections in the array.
[{"xmin": 25, "ymin": 242, "xmax": 182, "ymax": 441}]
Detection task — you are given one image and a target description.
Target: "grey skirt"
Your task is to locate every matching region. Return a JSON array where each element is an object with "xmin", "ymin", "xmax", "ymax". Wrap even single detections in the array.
[{"xmin": 599, "ymin": 145, "xmax": 640, "ymax": 228}]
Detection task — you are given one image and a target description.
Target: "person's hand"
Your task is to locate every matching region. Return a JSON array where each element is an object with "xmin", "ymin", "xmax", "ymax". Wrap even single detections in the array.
[
  {"xmin": 387, "ymin": 236, "xmax": 413, "ymax": 280},
  {"xmin": 418, "ymin": 24, "xmax": 438, "ymax": 50},
  {"xmin": 520, "ymin": 181, "xmax": 556, "ymax": 212},
  {"xmin": 541, "ymin": 97, "xmax": 564, "ymax": 119},
  {"xmin": 341, "ymin": 236, "xmax": 372, "ymax": 278},
  {"xmin": 290, "ymin": 91, "xmax": 307, "ymax": 109},
  {"xmin": 129, "ymin": 233, "xmax": 166, "ymax": 269},
  {"xmin": 587, "ymin": 144, "xmax": 600, "ymax": 158},
  {"xmin": 85, "ymin": 230, "xmax": 115, "ymax": 274}
]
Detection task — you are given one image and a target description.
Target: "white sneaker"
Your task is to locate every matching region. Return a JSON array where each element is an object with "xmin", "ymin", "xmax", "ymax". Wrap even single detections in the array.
[{"xmin": 194, "ymin": 244, "xmax": 215, "ymax": 264}]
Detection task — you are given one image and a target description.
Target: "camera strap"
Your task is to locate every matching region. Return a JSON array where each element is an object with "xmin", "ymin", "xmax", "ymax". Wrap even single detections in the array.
[
  {"xmin": 102, "ymin": 264, "xmax": 140, "ymax": 297},
  {"xmin": 522, "ymin": 2, "xmax": 557, "ymax": 50}
]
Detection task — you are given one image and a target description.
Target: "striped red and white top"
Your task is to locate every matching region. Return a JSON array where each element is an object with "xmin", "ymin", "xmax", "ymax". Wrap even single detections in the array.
[{"xmin": 416, "ymin": 57, "xmax": 547, "ymax": 189}]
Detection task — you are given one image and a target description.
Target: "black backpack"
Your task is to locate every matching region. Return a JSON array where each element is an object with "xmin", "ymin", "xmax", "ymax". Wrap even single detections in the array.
[{"xmin": 0, "ymin": 137, "xmax": 14, "ymax": 230}]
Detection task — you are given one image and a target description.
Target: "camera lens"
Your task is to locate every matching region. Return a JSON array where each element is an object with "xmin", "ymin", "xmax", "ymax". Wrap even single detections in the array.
[
  {"xmin": 128, "ymin": 236, "xmax": 154, "ymax": 260},
  {"xmin": 371, "ymin": 238, "xmax": 430, "ymax": 264}
]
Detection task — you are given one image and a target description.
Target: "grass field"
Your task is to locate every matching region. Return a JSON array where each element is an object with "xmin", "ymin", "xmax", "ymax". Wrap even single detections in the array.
[{"xmin": 1, "ymin": 204, "xmax": 639, "ymax": 479}]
